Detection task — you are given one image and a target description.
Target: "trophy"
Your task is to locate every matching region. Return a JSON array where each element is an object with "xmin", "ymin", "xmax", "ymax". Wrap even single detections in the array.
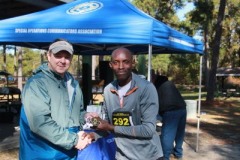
[
  {"xmin": 84, "ymin": 116, "xmax": 101, "ymax": 130},
  {"xmin": 90, "ymin": 117, "xmax": 101, "ymax": 128}
]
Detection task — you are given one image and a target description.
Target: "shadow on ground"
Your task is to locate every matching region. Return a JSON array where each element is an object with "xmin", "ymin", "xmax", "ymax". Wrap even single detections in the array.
[{"xmin": 184, "ymin": 99, "xmax": 240, "ymax": 160}]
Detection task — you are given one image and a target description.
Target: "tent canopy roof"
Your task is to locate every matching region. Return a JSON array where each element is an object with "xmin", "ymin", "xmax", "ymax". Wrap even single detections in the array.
[{"xmin": 0, "ymin": 0, "xmax": 204, "ymax": 55}]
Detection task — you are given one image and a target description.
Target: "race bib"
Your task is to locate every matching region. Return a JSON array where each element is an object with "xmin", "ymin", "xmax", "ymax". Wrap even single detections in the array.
[{"xmin": 112, "ymin": 111, "xmax": 133, "ymax": 126}]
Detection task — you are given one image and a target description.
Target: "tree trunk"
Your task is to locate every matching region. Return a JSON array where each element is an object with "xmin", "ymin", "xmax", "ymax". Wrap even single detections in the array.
[
  {"xmin": 206, "ymin": 0, "xmax": 226, "ymax": 102},
  {"xmin": 203, "ymin": 26, "xmax": 209, "ymax": 88},
  {"xmin": 17, "ymin": 47, "xmax": 23, "ymax": 91},
  {"xmin": 3, "ymin": 45, "xmax": 6, "ymax": 71},
  {"xmin": 14, "ymin": 46, "xmax": 17, "ymax": 77}
]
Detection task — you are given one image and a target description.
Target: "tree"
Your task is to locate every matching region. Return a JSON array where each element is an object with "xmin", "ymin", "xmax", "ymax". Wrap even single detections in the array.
[
  {"xmin": 206, "ymin": 0, "xmax": 227, "ymax": 102},
  {"xmin": 218, "ymin": 0, "xmax": 240, "ymax": 68},
  {"xmin": 133, "ymin": 0, "xmax": 185, "ymax": 26},
  {"xmin": 136, "ymin": 55, "xmax": 147, "ymax": 76},
  {"xmin": 168, "ymin": 54, "xmax": 200, "ymax": 84},
  {"xmin": 152, "ymin": 54, "xmax": 170, "ymax": 75},
  {"xmin": 187, "ymin": 0, "xmax": 214, "ymax": 88},
  {"xmin": 22, "ymin": 48, "xmax": 41, "ymax": 76},
  {"xmin": 188, "ymin": 0, "xmax": 240, "ymax": 101}
]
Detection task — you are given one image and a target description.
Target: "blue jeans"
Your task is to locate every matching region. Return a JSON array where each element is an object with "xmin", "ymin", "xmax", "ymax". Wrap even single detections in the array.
[{"xmin": 160, "ymin": 109, "xmax": 187, "ymax": 160}]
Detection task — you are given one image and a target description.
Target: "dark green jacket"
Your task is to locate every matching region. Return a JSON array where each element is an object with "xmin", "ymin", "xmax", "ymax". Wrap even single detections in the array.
[{"xmin": 21, "ymin": 63, "xmax": 85, "ymax": 150}]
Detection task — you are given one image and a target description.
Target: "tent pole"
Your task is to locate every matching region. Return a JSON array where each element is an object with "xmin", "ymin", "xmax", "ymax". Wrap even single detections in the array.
[
  {"xmin": 147, "ymin": 44, "xmax": 152, "ymax": 81},
  {"xmin": 196, "ymin": 55, "xmax": 203, "ymax": 152}
]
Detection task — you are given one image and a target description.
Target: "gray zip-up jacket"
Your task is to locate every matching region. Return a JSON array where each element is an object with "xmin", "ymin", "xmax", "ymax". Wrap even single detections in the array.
[
  {"xmin": 21, "ymin": 63, "xmax": 85, "ymax": 151},
  {"xmin": 103, "ymin": 73, "xmax": 163, "ymax": 160}
]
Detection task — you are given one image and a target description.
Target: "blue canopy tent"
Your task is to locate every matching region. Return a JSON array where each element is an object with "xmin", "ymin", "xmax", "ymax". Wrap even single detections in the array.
[
  {"xmin": 0, "ymin": 0, "xmax": 204, "ymax": 79},
  {"xmin": 0, "ymin": 0, "xmax": 203, "ymax": 54},
  {"xmin": 0, "ymin": 0, "xmax": 204, "ymax": 151}
]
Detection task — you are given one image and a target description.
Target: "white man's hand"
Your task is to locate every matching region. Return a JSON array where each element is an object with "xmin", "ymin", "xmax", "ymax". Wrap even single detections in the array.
[{"xmin": 75, "ymin": 131, "xmax": 94, "ymax": 150}]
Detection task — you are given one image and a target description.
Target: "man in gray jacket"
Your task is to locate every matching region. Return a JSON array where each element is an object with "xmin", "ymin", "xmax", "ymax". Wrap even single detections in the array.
[{"xmin": 96, "ymin": 47, "xmax": 163, "ymax": 160}]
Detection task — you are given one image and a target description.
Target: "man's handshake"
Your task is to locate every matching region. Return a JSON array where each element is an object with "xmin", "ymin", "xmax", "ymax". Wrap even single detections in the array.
[
  {"xmin": 75, "ymin": 131, "xmax": 95, "ymax": 150},
  {"xmin": 74, "ymin": 112, "xmax": 115, "ymax": 150}
]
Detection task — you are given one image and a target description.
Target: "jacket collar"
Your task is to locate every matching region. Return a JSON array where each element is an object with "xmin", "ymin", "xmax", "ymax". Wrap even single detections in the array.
[{"xmin": 110, "ymin": 72, "xmax": 139, "ymax": 96}]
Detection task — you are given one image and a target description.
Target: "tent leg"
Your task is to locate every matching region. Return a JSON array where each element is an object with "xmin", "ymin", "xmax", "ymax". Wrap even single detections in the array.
[
  {"xmin": 147, "ymin": 44, "xmax": 152, "ymax": 82},
  {"xmin": 196, "ymin": 55, "xmax": 203, "ymax": 152}
]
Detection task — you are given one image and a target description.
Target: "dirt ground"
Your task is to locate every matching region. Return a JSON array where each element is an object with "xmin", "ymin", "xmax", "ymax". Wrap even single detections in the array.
[
  {"xmin": 0, "ymin": 98, "xmax": 239, "ymax": 160},
  {"xmin": 185, "ymin": 99, "xmax": 240, "ymax": 147},
  {"xmin": 0, "ymin": 149, "xmax": 18, "ymax": 160}
]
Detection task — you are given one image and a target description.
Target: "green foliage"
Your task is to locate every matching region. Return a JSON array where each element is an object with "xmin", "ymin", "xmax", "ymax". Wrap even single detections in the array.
[
  {"xmin": 168, "ymin": 54, "xmax": 200, "ymax": 84},
  {"xmin": 132, "ymin": 0, "xmax": 185, "ymax": 26},
  {"xmin": 22, "ymin": 48, "xmax": 41, "ymax": 76},
  {"xmin": 136, "ymin": 55, "xmax": 147, "ymax": 75},
  {"xmin": 151, "ymin": 54, "xmax": 170, "ymax": 75},
  {"xmin": 189, "ymin": 0, "xmax": 240, "ymax": 68},
  {"xmin": 220, "ymin": 0, "xmax": 240, "ymax": 68},
  {"xmin": 190, "ymin": 0, "xmax": 214, "ymax": 29},
  {"xmin": 131, "ymin": 0, "xmax": 202, "ymax": 84},
  {"xmin": 0, "ymin": 48, "xmax": 15, "ymax": 73},
  {"xmin": 6, "ymin": 54, "xmax": 15, "ymax": 74},
  {"xmin": 0, "ymin": 48, "xmax": 82, "ymax": 78},
  {"xmin": 69, "ymin": 55, "xmax": 82, "ymax": 76}
]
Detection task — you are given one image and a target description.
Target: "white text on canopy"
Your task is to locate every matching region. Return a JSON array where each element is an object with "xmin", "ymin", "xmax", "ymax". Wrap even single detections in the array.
[{"xmin": 15, "ymin": 28, "xmax": 102, "ymax": 34}]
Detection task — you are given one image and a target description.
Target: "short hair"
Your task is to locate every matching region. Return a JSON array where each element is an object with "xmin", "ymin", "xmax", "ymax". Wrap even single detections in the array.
[{"xmin": 111, "ymin": 47, "xmax": 133, "ymax": 61}]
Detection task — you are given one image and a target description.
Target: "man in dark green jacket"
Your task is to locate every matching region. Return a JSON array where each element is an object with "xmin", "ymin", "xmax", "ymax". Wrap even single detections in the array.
[{"xmin": 19, "ymin": 39, "xmax": 94, "ymax": 160}]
